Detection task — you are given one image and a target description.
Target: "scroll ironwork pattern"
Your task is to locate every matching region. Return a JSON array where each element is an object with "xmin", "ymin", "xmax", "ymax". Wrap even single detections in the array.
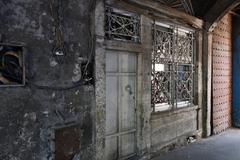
[
  {"xmin": 152, "ymin": 23, "xmax": 194, "ymax": 111},
  {"xmin": 105, "ymin": 6, "xmax": 140, "ymax": 42},
  {"xmin": 176, "ymin": 35, "xmax": 193, "ymax": 64},
  {"xmin": 153, "ymin": 29, "xmax": 173, "ymax": 64},
  {"xmin": 151, "ymin": 71, "xmax": 171, "ymax": 104},
  {"xmin": 175, "ymin": 66, "xmax": 193, "ymax": 102}
]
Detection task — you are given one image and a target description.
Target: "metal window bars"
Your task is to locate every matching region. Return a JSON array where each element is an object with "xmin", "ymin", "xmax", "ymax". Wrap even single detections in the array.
[
  {"xmin": 105, "ymin": 6, "xmax": 140, "ymax": 42},
  {"xmin": 151, "ymin": 22, "xmax": 194, "ymax": 112}
]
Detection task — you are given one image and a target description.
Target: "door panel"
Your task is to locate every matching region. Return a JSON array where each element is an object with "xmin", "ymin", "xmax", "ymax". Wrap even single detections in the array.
[
  {"xmin": 106, "ymin": 76, "xmax": 118, "ymax": 135},
  {"xmin": 120, "ymin": 76, "xmax": 136, "ymax": 131},
  {"xmin": 105, "ymin": 51, "xmax": 137, "ymax": 160},
  {"xmin": 120, "ymin": 133, "xmax": 136, "ymax": 157},
  {"xmin": 105, "ymin": 137, "xmax": 118, "ymax": 160},
  {"xmin": 106, "ymin": 52, "xmax": 118, "ymax": 72},
  {"xmin": 119, "ymin": 53, "xmax": 137, "ymax": 73}
]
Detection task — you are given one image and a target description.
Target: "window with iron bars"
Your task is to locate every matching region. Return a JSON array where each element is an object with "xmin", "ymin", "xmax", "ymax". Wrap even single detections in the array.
[
  {"xmin": 151, "ymin": 22, "xmax": 195, "ymax": 112},
  {"xmin": 105, "ymin": 6, "xmax": 140, "ymax": 42}
]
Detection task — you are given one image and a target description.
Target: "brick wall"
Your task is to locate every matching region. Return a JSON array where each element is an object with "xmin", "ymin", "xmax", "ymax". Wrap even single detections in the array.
[{"xmin": 212, "ymin": 13, "xmax": 232, "ymax": 134}]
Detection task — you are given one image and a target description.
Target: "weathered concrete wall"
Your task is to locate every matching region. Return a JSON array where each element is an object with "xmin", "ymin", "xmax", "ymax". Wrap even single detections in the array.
[
  {"xmin": 150, "ymin": 107, "xmax": 198, "ymax": 156},
  {"xmin": 94, "ymin": 1, "xmax": 106, "ymax": 160},
  {"xmin": 0, "ymin": 0, "xmax": 95, "ymax": 160}
]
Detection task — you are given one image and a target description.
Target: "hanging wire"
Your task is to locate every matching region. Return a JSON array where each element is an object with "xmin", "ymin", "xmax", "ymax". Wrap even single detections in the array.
[
  {"xmin": 27, "ymin": 0, "xmax": 95, "ymax": 90},
  {"xmin": 83, "ymin": 0, "xmax": 95, "ymax": 78},
  {"xmin": 49, "ymin": 0, "xmax": 66, "ymax": 56}
]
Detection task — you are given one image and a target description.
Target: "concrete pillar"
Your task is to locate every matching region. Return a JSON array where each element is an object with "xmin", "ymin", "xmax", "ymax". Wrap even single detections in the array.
[
  {"xmin": 94, "ymin": 0, "xmax": 106, "ymax": 160},
  {"xmin": 137, "ymin": 15, "xmax": 153, "ymax": 159},
  {"xmin": 202, "ymin": 31, "xmax": 213, "ymax": 137}
]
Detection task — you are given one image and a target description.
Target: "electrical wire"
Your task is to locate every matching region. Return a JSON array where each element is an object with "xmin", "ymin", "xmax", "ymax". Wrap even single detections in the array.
[
  {"xmin": 50, "ymin": 0, "xmax": 66, "ymax": 56},
  {"xmin": 83, "ymin": 0, "xmax": 95, "ymax": 77},
  {"xmin": 25, "ymin": 0, "xmax": 95, "ymax": 91}
]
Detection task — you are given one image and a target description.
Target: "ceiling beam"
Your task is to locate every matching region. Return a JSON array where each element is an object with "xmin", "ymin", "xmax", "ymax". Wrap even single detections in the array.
[
  {"xmin": 121, "ymin": 0, "xmax": 203, "ymax": 29},
  {"xmin": 180, "ymin": 0, "xmax": 194, "ymax": 15},
  {"xmin": 204, "ymin": 0, "xmax": 240, "ymax": 31}
]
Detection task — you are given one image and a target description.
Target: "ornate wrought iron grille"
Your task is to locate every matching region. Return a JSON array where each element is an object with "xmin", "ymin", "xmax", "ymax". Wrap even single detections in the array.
[
  {"xmin": 105, "ymin": 6, "xmax": 140, "ymax": 42},
  {"xmin": 151, "ymin": 23, "xmax": 194, "ymax": 112},
  {"xmin": 151, "ymin": 68, "xmax": 172, "ymax": 105}
]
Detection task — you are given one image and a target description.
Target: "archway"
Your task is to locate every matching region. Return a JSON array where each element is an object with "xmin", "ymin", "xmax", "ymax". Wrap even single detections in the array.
[{"xmin": 202, "ymin": 0, "xmax": 240, "ymax": 136}]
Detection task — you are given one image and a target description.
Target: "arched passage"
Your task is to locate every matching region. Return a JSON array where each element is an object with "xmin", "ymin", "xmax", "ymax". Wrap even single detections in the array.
[
  {"xmin": 202, "ymin": 0, "xmax": 240, "ymax": 136},
  {"xmin": 211, "ymin": 13, "xmax": 232, "ymax": 134}
]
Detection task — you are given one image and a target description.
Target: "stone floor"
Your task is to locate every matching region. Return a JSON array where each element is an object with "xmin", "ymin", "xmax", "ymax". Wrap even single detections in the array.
[{"xmin": 153, "ymin": 128, "xmax": 240, "ymax": 160}]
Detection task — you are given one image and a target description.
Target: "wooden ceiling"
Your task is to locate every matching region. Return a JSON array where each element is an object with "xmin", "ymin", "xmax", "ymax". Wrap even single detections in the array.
[
  {"xmin": 154, "ymin": 0, "xmax": 194, "ymax": 15},
  {"xmin": 155, "ymin": 0, "xmax": 219, "ymax": 18}
]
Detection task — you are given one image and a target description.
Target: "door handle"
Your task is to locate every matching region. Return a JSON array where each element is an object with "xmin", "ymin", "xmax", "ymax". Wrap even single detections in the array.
[{"xmin": 125, "ymin": 84, "xmax": 133, "ymax": 95}]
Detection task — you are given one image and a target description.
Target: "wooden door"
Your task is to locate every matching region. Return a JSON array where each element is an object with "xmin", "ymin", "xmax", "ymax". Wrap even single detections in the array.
[{"xmin": 105, "ymin": 50, "xmax": 137, "ymax": 160}]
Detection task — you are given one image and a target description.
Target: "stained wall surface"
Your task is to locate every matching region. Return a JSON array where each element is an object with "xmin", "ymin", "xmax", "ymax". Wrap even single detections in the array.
[{"xmin": 0, "ymin": 1, "xmax": 95, "ymax": 160}]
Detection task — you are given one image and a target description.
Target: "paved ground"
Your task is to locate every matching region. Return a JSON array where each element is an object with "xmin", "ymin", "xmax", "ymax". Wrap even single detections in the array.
[{"xmin": 153, "ymin": 128, "xmax": 240, "ymax": 160}]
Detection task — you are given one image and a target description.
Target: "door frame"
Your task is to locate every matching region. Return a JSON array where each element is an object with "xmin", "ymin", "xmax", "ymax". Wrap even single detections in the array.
[{"xmin": 105, "ymin": 48, "xmax": 138, "ymax": 160}]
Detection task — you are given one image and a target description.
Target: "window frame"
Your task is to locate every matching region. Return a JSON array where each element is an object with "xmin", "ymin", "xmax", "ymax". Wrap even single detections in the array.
[
  {"xmin": 105, "ymin": 6, "xmax": 141, "ymax": 43},
  {"xmin": 151, "ymin": 21, "xmax": 195, "ymax": 112},
  {"xmin": 0, "ymin": 43, "xmax": 25, "ymax": 87}
]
